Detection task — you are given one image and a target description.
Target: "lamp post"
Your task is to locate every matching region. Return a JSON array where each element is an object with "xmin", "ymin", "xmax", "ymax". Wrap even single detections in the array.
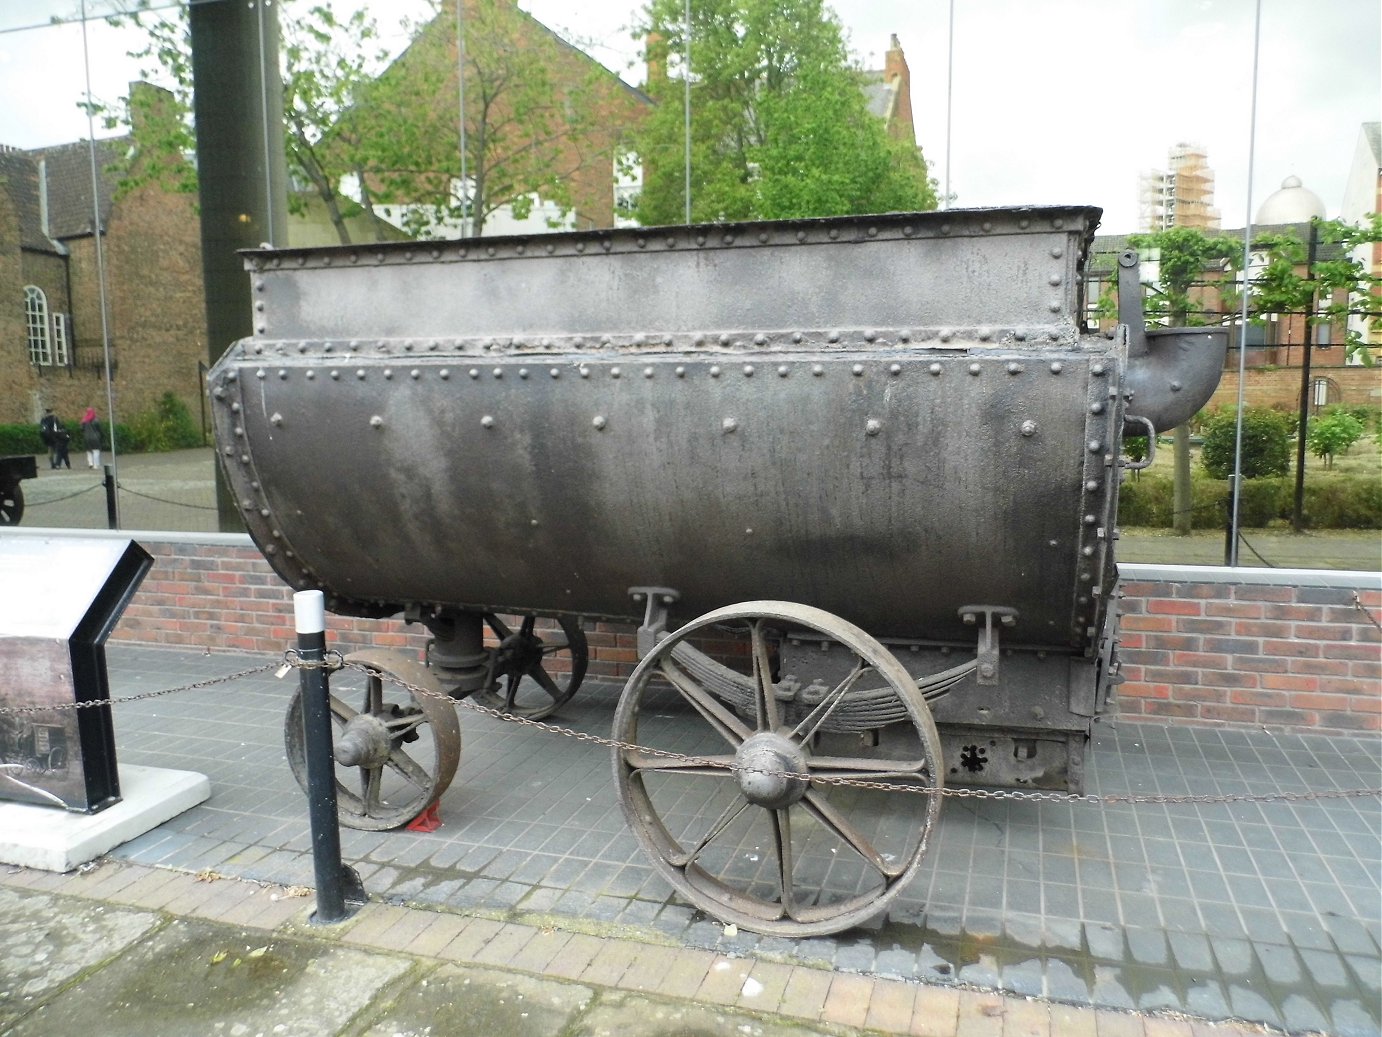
[{"xmin": 1290, "ymin": 221, "xmax": 1319, "ymax": 532}]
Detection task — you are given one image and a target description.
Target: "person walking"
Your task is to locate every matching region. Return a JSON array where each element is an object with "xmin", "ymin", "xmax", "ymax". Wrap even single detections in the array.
[
  {"xmin": 80, "ymin": 407, "xmax": 103, "ymax": 469},
  {"xmin": 39, "ymin": 408, "xmax": 61, "ymax": 468},
  {"xmin": 54, "ymin": 424, "xmax": 72, "ymax": 469}
]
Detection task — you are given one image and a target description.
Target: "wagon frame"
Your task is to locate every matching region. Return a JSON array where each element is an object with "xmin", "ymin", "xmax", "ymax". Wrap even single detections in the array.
[{"xmin": 210, "ymin": 206, "xmax": 1224, "ymax": 935}]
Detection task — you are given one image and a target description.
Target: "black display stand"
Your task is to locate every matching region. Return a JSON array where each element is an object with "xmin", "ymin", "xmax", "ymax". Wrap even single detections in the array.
[{"xmin": 0, "ymin": 537, "xmax": 152, "ymax": 813}]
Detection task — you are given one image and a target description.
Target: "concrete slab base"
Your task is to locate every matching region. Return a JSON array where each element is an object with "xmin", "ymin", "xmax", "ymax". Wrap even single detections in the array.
[{"xmin": 0, "ymin": 765, "xmax": 209, "ymax": 872}]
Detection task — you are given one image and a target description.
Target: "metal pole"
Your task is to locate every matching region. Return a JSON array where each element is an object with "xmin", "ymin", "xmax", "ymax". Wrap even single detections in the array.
[
  {"xmin": 79, "ymin": 0, "xmax": 120, "ymax": 528},
  {"xmin": 457, "ymin": 0, "xmax": 470, "ymax": 237},
  {"xmin": 683, "ymin": 0, "xmax": 692, "ymax": 223},
  {"xmin": 943, "ymin": 0, "xmax": 954, "ymax": 209},
  {"xmin": 294, "ymin": 590, "xmax": 364, "ymax": 924},
  {"xmin": 1291, "ymin": 224, "xmax": 1318, "ymax": 531},
  {"xmin": 1228, "ymin": 0, "xmax": 1263, "ymax": 566},
  {"xmin": 1223, "ymin": 475, "xmax": 1236, "ymax": 565}
]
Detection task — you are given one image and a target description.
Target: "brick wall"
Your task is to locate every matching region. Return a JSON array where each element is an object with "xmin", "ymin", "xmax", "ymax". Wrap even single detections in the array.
[
  {"xmin": 1116, "ymin": 565, "xmax": 1380, "ymax": 733},
  {"xmin": 1207, "ymin": 364, "xmax": 1382, "ymax": 413},
  {"xmin": 12, "ymin": 531, "xmax": 1376, "ymax": 735}
]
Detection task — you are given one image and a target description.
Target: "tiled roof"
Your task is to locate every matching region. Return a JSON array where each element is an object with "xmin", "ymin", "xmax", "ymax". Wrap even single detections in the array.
[
  {"xmin": 0, "ymin": 137, "xmax": 126, "ymax": 254},
  {"xmin": 27, "ymin": 138, "xmax": 126, "ymax": 239},
  {"xmin": 0, "ymin": 146, "xmax": 49, "ymax": 251}
]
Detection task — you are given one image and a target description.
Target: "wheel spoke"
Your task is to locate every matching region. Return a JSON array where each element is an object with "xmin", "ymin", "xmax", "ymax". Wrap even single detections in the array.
[
  {"xmin": 384, "ymin": 747, "xmax": 434, "ymax": 791},
  {"xmin": 527, "ymin": 663, "xmax": 564, "ymax": 703},
  {"xmin": 539, "ymin": 638, "xmax": 570, "ymax": 655},
  {"xmin": 660, "ymin": 658, "xmax": 752, "ymax": 748},
  {"xmin": 772, "ymin": 807, "xmax": 795, "ymax": 918},
  {"xmin": 503, "ymin": 672, "xmax": 521, "ymax": 711},
  {"xmin": 622, "ymin": 749, "xmax": 737, "ymax": 775},
  {"xmin": 800, "ymin": 789, "xmax": 895, "ymax": 877},
  {"xmin": 326, "ymin": 694, "xmax": 359, "ymax": 725},
  {"xmin": 750, "ymin": 620, "xmax": 781, "ymax": 733},
  {"xmin": 485, "ymin": 614, "xmax": 513, "ymax": 640},
  {"xmin": 667, "ymin": 796, "xmax": 752, "ymax": 868},
  {"xmin": 808, "ymin": 755, "xmax": 932, "ymax": 779},
  {"xmin": 789, "ymin": 662, "xmax": 868, "ymax": 744},
  {"xmin": 361, "ymin": 766, "xmax": 383, "ymax": 815},
  {"xmin": 364, "ymin": 673, "xmax": 383, "ymax": 714}
]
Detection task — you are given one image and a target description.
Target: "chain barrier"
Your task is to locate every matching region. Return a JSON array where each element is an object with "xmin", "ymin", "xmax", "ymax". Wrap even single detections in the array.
[
  {"xmin": 0, "ymin": 664, "xmax": 278, "ymax": 715},
  {"xmin": 0, "ymin": 654, "xmax": 1375, "ymax": 808},
  {"xmin": 1353, "ymin": 591, "xmax": 1382, "ymax": 632},
  {"xmin": 25, "ymin": 483, "xmax": 103, "ymax": 508},
  {"xmin": 117, "ymin": 485, "xmax": 217, "ymax": 511},
  {"xmin": 331, "ymin": 659, "xmax": 1382, "ymax": 809}
]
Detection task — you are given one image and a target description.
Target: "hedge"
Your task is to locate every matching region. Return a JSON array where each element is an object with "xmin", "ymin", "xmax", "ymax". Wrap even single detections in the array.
[{"xmin": 1119, "ymin": 472, "xmax": 1381, "ymax": 529}]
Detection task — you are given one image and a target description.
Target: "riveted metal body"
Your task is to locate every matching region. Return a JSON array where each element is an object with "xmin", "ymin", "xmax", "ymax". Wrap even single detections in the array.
[{"xmin": 209, "ymin": 206, "xmax": 1224, "ymax": 795}]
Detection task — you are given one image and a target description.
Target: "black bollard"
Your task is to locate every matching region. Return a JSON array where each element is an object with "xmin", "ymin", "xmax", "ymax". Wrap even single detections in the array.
[
  {"xmin": 294, "ymin": 590, "xmax": 365, "ymax": 923},
  {"xmin": 103, "ymin": 465, "xmax": 117, "ymax": 530}
]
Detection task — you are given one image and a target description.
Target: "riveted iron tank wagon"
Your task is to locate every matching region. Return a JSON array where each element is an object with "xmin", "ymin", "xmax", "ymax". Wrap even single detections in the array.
[{"xmin": 209, "ymin": 206, "xmax": 1224, "ymax": 936}]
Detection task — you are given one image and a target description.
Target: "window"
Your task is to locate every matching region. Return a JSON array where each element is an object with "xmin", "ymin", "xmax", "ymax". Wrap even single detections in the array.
[
  {"xmin": 52, "ymin": 312, "xmax": 71, "ymax": 366},
  {"xmin": 25, "ymin": 286, "xmax": 52, "ymax": 365}
]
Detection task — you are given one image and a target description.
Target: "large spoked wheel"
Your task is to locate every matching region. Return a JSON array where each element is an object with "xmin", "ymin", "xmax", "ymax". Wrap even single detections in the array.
[
  {"xmin": 0, "ymin": 482, "xmax": 23, "ymax": 525},
  {"xmin": 475, "ymin": 614, "xmax": 588, "ymax": 721},
  {"xmin": 613, "ymin": 601, "xmax": 944, "ymax": 937},
  {"xmin": 284, "ymin": 648, "xmax": 461, "ymax": 831}
]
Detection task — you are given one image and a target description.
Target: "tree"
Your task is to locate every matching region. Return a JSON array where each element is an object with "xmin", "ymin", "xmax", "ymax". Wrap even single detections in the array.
[
  {"xmin": 1126, "ymin": 227, "xmax": 1241, "ymax": 534},
  {"xmin": 634, "ymin": 0, "xmax": 935, "ymax": 225},
  {"xmin": 94, "ymin": 0, "xmax": 632, "ymax": 241},
  {"xmin": 350, "ymin": 0, "xmax": 613, "ymax": 238},
  {"xmin": 95, "ymin": 0, "xmax": 393, "ymax": 243},
  {"xmin": 1306, "ymin": 408, "xmax": 1366, "ymax": 469}
]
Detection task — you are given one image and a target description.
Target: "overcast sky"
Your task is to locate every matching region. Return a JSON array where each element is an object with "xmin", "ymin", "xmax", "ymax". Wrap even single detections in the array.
[{"xmin": 1, "ymin": 0, "xmax": 1377, "ymax": 233}]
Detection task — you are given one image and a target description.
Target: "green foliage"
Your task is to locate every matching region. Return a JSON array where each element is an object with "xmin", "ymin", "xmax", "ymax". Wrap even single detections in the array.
[
  {"xmin": 1118, "ymin": 474, "xmax": 1289, "ymax": 529},
  {"xmin": 1199, "ymin": 407, "xmax": 1293, "ymax": 479},
  {"xmin": 634, "ymin": 0, "xmax": 936, "ymax": 225},
  {"xmin": 352, "ymin": 0, "xmax": 603, "ymax": 237},
  {"xmin": 1126, "ymin": 226, "xmax": 1240, "ymax": 326},
  {"xmin": 1300, "ymin": 475, "xmax": 1382, "ymax": 528},
  {"xmin": 123, "ymin": 393, "xmax": 204, "ymax": 452},
  {"xmin": 1307, "ymin": 408, "xmax": 1367, "ymax": 469},
  {"xmin": 0, "ymin": 425, "xmax": 48, "ymax": 456}
]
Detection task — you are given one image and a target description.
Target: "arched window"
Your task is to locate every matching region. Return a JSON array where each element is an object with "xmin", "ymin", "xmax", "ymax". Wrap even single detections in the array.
[{"xmin": 24, "ymin": 286, "xmax": 51, "ymax": 366}]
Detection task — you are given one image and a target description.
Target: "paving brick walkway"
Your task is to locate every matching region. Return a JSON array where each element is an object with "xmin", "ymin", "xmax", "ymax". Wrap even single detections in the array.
[{"xmin": 0, "ymin": 863, "xmax": 1294, "ymax": 1036}]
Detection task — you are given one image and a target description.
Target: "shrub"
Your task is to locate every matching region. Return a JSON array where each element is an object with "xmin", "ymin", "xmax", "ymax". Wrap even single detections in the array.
[
  {"xmin": 1118, "ymin": 474, "xmax": 1289, "ymax": 529},
  {"xmin": 1300, "ymin": 476, "xmax": 1382, "ymax": 529},
  {"xmin": 1199, "ymin": 406, "xmax": 1293, "ymax": 479},
  {"xmin": 1306, "ymin": 408, "xmax": 1366, "ymax": 469},
  {"xmin": 0, "ymin": 424, "xmax": 46, "ymax": 456},
  {"xmin": 123, "ymin": 393, "xmax": 203, "ymax": 452}
]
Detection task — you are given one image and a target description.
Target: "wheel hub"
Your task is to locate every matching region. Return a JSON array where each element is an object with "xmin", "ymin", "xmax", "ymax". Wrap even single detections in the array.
[
  {"xmin": 334, "ymin": 713, "xmax": 395, "ymax": 768},
  {"xmin": 734, "ymin": 732, "xmax": 810, "ymax": 809}
]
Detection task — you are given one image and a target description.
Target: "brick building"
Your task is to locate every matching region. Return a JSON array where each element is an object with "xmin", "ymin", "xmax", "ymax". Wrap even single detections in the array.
[
  {"xmin": 0, "ymin": 125, "xmax": 205, "ymax": 430},
  {"xmin": 344, "ymin": 0, "xmax": 651, "ymax": 238},
  {"xmin": 863, "ymin": 35, "xmax": 918, "ymax": 148},
  {"xmin": 1, "ymin": 9, "xmax": 651, "ymax": 429}
]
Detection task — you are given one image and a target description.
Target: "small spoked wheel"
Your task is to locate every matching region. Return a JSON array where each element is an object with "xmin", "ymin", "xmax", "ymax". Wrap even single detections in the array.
[
  {"xmin": 476, "ymin": 613, "xmax": 588, "ymax": 721},
  {"xmin": 284, "ymin": 649, "xmax": 461, "ymax": 831},
  {"xmin": 613, "ymin": 601, "xmax": 944, "ymax": 937},
  {"xmin": 0, "ymin": 482, "xmax": 23, "ymax": 525}
]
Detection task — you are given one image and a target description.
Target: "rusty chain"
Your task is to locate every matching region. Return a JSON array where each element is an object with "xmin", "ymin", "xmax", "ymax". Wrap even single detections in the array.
[
  {"xmin": 1353, "ymin": 591, "xmax": 1382, "ymax": 632},
  {"xmin": 0, "ymin": 653, "xmax": 1375, "ymax": 807},
  {"xmin": 0, "ymin": 664, "xmax": 278, "ymax": 715},
  {"xmin": 337, "ymin": 659, "xmax": 1381, "ymax": 808}
]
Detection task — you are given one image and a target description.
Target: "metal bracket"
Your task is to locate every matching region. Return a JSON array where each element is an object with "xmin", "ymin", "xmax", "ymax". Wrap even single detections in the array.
[
  {"xmin": 630, "ymin": 586, "xmax": 680, "ymax": 658},
  {"xmin": 957, "ymin": 605, "xmax": 1018, "ymax": 686},
  {"xmin": 1122, "ymin": 414, "xmax": 1158, "ymax": 471}
]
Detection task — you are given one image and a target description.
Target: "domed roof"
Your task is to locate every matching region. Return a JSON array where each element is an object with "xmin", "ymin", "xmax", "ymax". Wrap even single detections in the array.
[{"xmin": 1255, "ymin": 175, "xmax": 1326, "ymax": 224}]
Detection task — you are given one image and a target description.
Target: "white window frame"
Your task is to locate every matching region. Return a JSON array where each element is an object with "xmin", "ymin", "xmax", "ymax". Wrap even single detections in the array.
[
  {"xmin": 52, "ymin": 312, "xmax": 71, "ymax": 366},
  {"xmin": 24, "ymin": 285, "xmax": 51, "ymax": 366}
]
